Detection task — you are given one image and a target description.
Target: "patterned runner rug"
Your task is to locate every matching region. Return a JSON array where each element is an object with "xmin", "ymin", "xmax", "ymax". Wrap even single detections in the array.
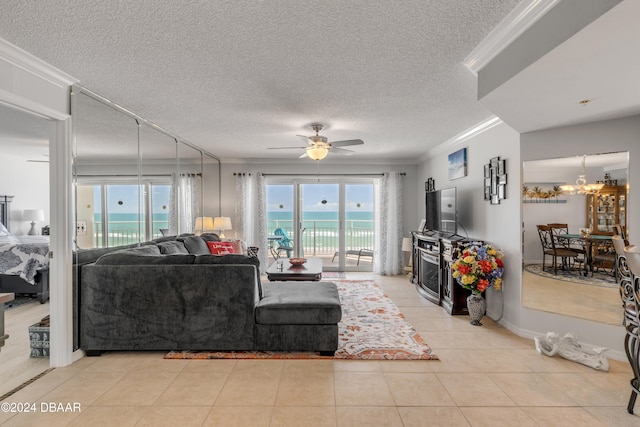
[
  {"xmin": 524, "ymin": 264, "xmax": 617, "ymax": 288},
  {"xmin": 165, "ymin": 280, "xmax": 437, "ymax": 360}
]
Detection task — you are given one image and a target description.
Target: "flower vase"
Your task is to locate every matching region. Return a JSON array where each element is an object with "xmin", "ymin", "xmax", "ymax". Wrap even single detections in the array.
[{"xmin": 466, "ymin": 292, "xmax": 486, "ymax": 326}]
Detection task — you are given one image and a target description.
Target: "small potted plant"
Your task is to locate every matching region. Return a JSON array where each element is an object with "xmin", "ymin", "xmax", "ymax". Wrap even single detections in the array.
[{"xmin": 451, "ymin": 242, "xmax": 504, "ymax": 325}]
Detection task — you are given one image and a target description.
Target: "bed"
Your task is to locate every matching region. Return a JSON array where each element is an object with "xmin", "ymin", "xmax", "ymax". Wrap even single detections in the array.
[{"xmin": 0, "ymin": 196, "xmax": 50, "ymax": 303}]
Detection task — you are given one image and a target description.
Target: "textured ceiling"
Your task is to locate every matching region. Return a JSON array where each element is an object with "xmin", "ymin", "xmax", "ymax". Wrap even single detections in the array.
[{"xmin": 0, "ymin": 0, "xmax": 520, "ymax": 162}]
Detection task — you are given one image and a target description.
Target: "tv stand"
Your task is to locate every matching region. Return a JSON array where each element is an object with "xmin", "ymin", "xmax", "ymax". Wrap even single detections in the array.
[{"xmin": 410, "ymin": 231, "xmax": 474, "ymax": 315}]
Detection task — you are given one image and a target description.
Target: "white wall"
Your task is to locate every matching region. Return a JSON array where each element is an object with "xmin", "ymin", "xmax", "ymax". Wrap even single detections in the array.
[
  {"xmin": 0, "ymin": 152, "xmax": 50, "ymax": 234},
  {"xmin": 417, "ymin": 121, "xmax": 522, "ymax": 327}
]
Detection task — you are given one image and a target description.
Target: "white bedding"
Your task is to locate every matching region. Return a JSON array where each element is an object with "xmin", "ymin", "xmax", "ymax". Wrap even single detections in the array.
[{"xmin": 0, "ymin": 235, "xmax": 50, "ymax": 284}]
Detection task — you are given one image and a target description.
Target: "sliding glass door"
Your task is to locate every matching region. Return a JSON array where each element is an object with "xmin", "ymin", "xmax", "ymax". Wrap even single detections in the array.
[{"xmin": 266, "ymin": 178, "xmax": 374, "ymax": 271}]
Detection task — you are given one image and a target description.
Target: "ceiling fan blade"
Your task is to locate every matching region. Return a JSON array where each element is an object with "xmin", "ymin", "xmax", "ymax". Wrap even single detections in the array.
[
  {"xmin": 298, "ymin": 151, "xmax": 309, "ymax": 158},
  {"xmin": 329, "ymin": 139, "xmax": 364, "ymax": 147},
  {"xmin": 267, "ymin": 146, "xmax": 307, "ymax": 150},
  {"xmin": 296, "ymin": 135, "xmax": 312, "ymax": 144},
  {"xmin": 330, "ymin": 147, "xmax": 355, "ymax": 155}
]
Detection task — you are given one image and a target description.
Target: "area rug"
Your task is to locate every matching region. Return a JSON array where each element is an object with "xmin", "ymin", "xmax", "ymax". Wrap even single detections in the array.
[
  {"xmin": 524, "ymin": 264, "xmax": 617, "ymax": 288},
  {"xmin": 4, "ymin": 295, "xmax": 39, "ymax": 311},
  {"xmin": 321, "ymin": 271, "xmax": 346, "ymax": 279},
  {"xmin": 165, "ymin": 280, "xmax": 438, "ymax": 360}
]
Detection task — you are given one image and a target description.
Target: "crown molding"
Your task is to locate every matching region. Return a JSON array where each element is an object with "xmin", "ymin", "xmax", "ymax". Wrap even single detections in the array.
[
  {"xmin": 464, "ymin": 0, "xmax": 561, "ymax": 74},
  {"xmin": 0, "ymin": 37, "xmax": 77, "ymax": 87},
  {"xmin": 423, "ymin": 116, "xmax": 503, "ymax": 160}
]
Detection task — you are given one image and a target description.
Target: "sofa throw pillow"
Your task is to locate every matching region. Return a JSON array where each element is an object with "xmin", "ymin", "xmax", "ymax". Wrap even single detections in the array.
[
  {"xmin": 95, "ymin": 254, "xmax": 196, "ymax": 265},
  {"xmin": 157, "ymin": 241, "xmax": 189, "ymax": 254},
  {"xmin": 207, "ymin": 241, "xmax": 235, "ymax": 255},
  {"xmin": 177, "ymin": 235, "xmax": 210, "ymax": 255},
  {"xmin": 199, "ymin": 233, "xmax": 221, "ymax": 242}
]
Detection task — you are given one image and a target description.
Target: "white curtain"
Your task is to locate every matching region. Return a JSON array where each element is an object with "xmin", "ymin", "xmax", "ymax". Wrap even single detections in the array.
[
  {"xmin": 234, "ymin": 172, "xmax": 268, "ymax": 268},
  {"xmin": 374, "ymin": 172, "xmax": 404, "ymax": 275},
  {"xmin": 256, "ymin": 173, "xmax": 268, "ymax": 269},
  {"xmin": 169, "ymin": 173, "xmax": 202, "ymax": 234}
]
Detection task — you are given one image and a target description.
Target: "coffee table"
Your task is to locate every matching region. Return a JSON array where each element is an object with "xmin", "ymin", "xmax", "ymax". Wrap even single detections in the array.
[{"xmin": 266, "ymin": 257, "xmax": 323, "ymax": 281}]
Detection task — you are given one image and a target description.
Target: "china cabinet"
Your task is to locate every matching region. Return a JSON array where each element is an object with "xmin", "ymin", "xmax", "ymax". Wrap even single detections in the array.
[{"xmin": 586, "ymin": 185, "xmax": 627, "ymax": 235}]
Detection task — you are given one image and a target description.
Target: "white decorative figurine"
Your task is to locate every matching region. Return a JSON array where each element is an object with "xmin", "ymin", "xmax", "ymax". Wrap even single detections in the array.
[{"xmin": 534, "ymin": 332, "xmax": 609, "ymax": 371}]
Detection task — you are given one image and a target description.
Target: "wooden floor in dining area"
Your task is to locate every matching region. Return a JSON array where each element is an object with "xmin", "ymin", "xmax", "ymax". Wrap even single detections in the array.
[{"xmin": 0, "ymin": 297, "xmax": 50, "ymax": 399}]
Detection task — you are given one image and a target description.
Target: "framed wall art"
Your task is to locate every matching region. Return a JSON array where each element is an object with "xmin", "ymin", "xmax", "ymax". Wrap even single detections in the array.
[
  {"xmin": 484, "ymin": 156, "xmax": 507, "ymax": 205},
  {"xmin": 448, "ymin": 147, "xmax": 467, "ymax": 180},
  {"xmin": 425, "ymin": 177, "xmax": 435, "ymax": 192}
]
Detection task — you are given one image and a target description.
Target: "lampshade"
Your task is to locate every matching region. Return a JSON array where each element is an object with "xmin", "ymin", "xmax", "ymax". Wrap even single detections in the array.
[
  {"xmin": 213, "ymin": 216, "xmax": 232, "ymax": 238},
  {"xmin": 23, "ymin": 209, "xmax": 44, "ymax": 221},
  {"xmin": 402, "ymin": 237, "xmax": 413, "ymax": 252},
  {"xmin": 194, "ymin": 216, "xmax": 214, "ymax": 231},
  {"xmin": 306, "ymin": 146, "xmax": 329, "ymax": 161},
  {"xmin": 24, "ymin": 209, "xmax": 45, "ymax": 236}
]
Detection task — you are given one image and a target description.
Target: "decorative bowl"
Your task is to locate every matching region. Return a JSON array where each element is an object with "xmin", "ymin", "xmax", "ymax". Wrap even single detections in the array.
[{"xmin": 288, "ymin": 257, "xmax": 307, "ymax": 266}]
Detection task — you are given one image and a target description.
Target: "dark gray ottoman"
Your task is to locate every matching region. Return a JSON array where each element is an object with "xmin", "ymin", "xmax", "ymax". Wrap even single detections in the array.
[{"xmin": 254, "ymin": 281, "xmax": 342, "ymax": 355}]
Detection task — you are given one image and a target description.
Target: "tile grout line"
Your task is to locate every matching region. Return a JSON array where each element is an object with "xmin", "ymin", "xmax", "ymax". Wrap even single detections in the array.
[{"xmin": 0, "ymin": 367, "xmax": 55, "ymax": 401}]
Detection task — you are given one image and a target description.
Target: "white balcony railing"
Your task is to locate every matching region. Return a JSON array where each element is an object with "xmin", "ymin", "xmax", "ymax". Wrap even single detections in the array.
[{"xmin": 92, "ymin": 219, "xmax": 374, "ymax": 256}]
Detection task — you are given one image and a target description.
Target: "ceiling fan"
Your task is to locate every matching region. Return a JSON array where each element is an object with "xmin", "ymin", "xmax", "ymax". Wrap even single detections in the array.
[{"xmin": 268, "ymin": 124, "xmax": 364, "ymax": 160}]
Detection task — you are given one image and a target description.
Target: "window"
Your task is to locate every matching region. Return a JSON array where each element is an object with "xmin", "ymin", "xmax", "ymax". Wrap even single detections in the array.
[{"xmin": 77, "ymin": 179, "xmax": 171, "ymax": 248}]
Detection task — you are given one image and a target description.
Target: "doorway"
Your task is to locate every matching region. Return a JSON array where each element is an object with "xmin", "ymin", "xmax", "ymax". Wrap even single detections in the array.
[
  {"xmin": 0, "ymin": 102, "xmax": 52, "ymax": 396},
  {"xmin": 266, "ymin": 178, "xmax": 374, "ymax": 271}
]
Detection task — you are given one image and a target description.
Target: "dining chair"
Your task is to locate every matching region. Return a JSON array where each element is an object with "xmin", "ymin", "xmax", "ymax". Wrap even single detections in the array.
[
  {"xmin": 622, "ymin": 246, "xmax": 640, "ymax": 414},
  {"xmin": 536, "ymin": 225, "xmax": 583, "ymax": 275},
  {"xmin": 612, "ymin": 235, "xmax": 630, "ymax": 283},
  {"xmin": 615, "ymin": 223, "xmax": 630, "ymax": 245},
  {"xmin": 592, "ymin": 240, "xmax": 617, "ymax": 276},
  {"xmin": 547, "ymin": 223, "xmax": 586, "ymax": 255}
]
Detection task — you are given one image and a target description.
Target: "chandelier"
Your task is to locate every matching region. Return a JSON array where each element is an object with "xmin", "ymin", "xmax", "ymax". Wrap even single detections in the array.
[{"xmin": 559, "ymin": 155, "xmax": 605, "ymax": 195}]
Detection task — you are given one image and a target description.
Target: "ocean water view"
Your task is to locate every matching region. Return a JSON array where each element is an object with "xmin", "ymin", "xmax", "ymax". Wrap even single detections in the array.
[{"xmin": 92, "ymin": 211, "xmax": 374, "ymax": 254}]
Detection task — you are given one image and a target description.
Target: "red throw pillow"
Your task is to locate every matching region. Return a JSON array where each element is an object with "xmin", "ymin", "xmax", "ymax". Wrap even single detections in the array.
[{"xmin": 207, "ymin": 241, "xmax": 235, "ymax": 255}]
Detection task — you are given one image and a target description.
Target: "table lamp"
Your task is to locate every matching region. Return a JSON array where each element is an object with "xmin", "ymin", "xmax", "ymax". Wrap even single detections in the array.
[
  {"xmin": 213, "ymin": 217, "xmax": 232, "ymax": 238},
  {"xmin": 194, "ymin": 217, "xmax": 214, "ymax": 235},
  {"xmin": 24, "ymin": 209, "xmax": 45, "ymax": 235}
]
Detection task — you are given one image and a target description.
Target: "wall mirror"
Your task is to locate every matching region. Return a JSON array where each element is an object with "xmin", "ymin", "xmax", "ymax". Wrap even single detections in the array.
[
  {"xmin": 71, "ymin": 85, "xmax": 220, "ymax": 248},
  {"xmin": 521, "ymin": 151, "xmax": 629, "ymax": 325}
]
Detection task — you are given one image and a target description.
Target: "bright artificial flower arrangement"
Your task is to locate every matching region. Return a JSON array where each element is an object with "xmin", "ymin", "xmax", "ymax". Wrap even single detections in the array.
[{"xmin": 451, "ymin": 242, "xmax": 504, "ymax": 294}]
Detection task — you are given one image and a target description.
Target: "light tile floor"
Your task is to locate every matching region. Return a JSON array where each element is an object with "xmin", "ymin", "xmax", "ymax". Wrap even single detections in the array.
[{"xmin": 0, "ymin": 273, "xmax": 638, "ymax": 426}]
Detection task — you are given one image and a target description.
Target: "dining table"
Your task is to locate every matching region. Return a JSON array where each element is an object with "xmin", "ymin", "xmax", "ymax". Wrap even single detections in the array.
[{"xmin": 555, "ymin": 233, "xmax": 613, "ymax": 275}]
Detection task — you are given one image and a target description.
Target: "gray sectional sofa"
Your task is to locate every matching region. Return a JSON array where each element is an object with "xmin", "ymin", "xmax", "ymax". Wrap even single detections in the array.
[{"xmin": 77, "ymin": 234, "xmax": 342, "ymax": 356}]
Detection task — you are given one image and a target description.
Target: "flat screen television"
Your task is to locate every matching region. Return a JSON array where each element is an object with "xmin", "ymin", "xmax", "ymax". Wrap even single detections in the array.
[{"xmin": 425, "ymin": 187, "xmax": 457, "ymax": 235}]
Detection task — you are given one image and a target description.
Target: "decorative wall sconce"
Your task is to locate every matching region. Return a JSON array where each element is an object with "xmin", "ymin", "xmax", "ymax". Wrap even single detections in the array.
[{"xmin": 484, "ymin": 157, "xmax": 507, "ymax": 205}]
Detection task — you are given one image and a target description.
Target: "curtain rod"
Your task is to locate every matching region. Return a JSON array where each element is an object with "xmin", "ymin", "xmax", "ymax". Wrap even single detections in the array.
[
  {"xmin": 260, "ymin": 173, "xmax": 406, "ymax": 177},
  {"xmin": 76, "ymin": 173, "xmax": 201, "ymax": 178}
]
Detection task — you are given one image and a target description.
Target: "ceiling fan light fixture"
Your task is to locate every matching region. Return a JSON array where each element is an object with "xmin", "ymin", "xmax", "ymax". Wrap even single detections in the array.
[{"xmin": 307, "ymin": 146, "xmax": 329, "ymax": 161}]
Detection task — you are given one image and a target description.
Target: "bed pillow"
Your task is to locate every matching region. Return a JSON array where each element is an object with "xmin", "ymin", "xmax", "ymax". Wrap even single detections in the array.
[
  {"xmin": 207, "ymin": 241, "xmax": 235, "ymax": 255},
  {"xmin": 0, "ymin": 221, "xmax": 10, "ymax": 236}
]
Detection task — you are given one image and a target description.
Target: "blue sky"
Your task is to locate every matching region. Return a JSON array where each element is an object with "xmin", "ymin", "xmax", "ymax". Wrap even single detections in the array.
[
  {"xmin": 267, "ymin": 183, "xmax": 373, "ymax": 212},
  {"xmin": 94, "ymin": 185, "xmax": 170, "ymax": 213}
]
